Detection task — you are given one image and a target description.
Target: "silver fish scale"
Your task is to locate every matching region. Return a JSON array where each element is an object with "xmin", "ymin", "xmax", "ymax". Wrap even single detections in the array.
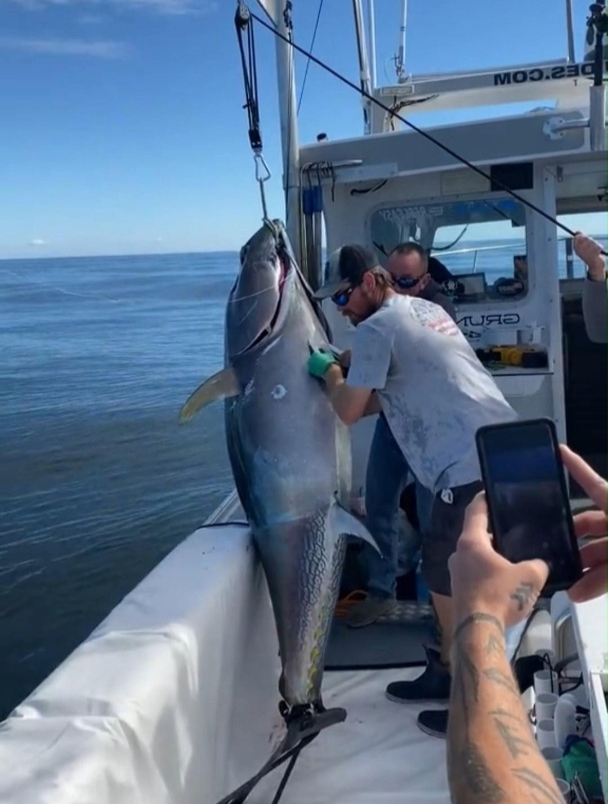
[
  {"xmin": 295, "ymin": 510, "xmax": 347, "ymax": 701},
  {"xmin": 222, "ymin": 220, "xmax": 363, "ymax": 712}
]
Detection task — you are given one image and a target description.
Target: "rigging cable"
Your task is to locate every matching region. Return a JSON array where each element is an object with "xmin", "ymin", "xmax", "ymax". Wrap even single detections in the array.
[
  {"xmin": 235, "ymin": 3, "xmax": 271, "ymax": 219},
  {"xmin": 283, "ymin": 1, "xmax": 295, "ymax": 212},
  {"xmin": 247, "ymin": 7, "xmax": 608, "ymax": 255},
  {"xmin": 297, "ymin": 0, "xmax": 325, "ymax": 115}
]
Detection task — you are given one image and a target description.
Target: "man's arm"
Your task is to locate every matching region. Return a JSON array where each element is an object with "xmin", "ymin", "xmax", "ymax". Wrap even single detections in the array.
[
  {"xmin": 448, "ymin": 615, "xmax": 563, "ymax": 804},
  {"xmin": 582, "ymin": 276, "xmax": 607, "ymax": 344},
  {"xmin": 560, "ymin": 445, "xmax": 608, "ymax": 603},
  {"xmin": 447, "ymin": 494, "xmax": 562, "ymax": 804},
  {"xmin": 323, "ymin": 365, "xmax": 377, "ymax": 425},
  {"xmin": 308, "ymin": 322, "xmax": 391, "ymax": 425},
  {"xmin": 573, "ymin": 233, "xmax": 607, "ymax": 344},
  {"xmin": 363, "ymin": 392, "xmax": 382, "ymax": 416}
]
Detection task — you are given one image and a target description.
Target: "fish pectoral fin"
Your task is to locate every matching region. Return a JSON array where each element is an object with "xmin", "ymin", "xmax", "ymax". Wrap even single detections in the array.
[
  {"xmin": 179, "ymin": 368, "xmax": 240, "ymax": 423},
  {"xmin": 329, "ymin": 502, "xmax": 382, "ymax": 556}
]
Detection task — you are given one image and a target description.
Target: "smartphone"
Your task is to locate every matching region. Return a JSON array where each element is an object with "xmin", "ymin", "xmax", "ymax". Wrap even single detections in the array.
[{"xmin": 475, "ymin": 418, "xmax": 583, "ymax": 595}]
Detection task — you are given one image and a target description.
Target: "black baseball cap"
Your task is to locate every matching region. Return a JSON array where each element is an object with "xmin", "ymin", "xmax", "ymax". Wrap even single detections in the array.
[{"xmin": 314, "ymin": 244, "xmax": 379, "ymax": 300}]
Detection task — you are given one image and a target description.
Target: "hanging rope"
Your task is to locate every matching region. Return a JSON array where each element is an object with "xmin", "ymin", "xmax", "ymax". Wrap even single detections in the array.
[
  {"xmin": 235, "ymin": 3, "xmax": 261, "ymax": 151},
  {"xmin": 246, "ymin": 6, "xmax": 608, "ymax": 255},
  {"xmin": 297, "ymin": 0, "xmax": 325, "ymax": 115},
  {"xmin": 235, "ymin": 2, "xmax": 271, "ymax": 220},
  {"xmin": 268, "ymin": 738, "xmax": 314, "ymax": 804}
]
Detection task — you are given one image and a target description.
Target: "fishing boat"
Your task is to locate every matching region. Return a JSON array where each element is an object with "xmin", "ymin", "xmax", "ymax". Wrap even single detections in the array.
[{"xmin": 0, "ymin": 1, "xmax": 606, "ymax": 802}]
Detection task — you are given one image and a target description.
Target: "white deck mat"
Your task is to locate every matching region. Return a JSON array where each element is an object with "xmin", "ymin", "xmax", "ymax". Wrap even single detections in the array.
[
  {"xmin": 250, "ymin": 668, "xmax": 451, "ymax": 804},
  {"xmin": 0, "ymin": 520, "xmax": 450, "ymax": 804},
  {"xmin": 0, "ymin": 524, "xmax": 282, "ymax": 804}
]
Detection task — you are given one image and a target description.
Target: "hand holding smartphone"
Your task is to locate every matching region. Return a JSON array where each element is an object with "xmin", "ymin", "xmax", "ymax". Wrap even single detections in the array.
[{"xmin": 475, "ymin": 418, "xmax": 583, "ymax": 596}]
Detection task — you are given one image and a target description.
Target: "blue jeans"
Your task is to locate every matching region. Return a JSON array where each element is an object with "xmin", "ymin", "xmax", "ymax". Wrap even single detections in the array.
[{"xmin": 363, "ymin": 414, "xmax": 434, "ymax": 600}]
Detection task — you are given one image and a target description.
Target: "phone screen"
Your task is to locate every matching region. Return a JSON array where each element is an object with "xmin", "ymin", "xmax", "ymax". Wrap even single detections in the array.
[{"xmin": 476, "ymin": 419, "xmax": 583, "ymax": 593}]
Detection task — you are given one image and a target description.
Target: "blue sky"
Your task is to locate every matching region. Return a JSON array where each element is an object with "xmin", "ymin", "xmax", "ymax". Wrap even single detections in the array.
[{"xmin": 0, "ymin": 0, "xmax": 603, "ymax": 258}]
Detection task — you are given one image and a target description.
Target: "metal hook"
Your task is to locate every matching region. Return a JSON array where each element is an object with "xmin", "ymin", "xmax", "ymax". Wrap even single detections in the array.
[
  {"xmin": 254, "ymin": 151, "xmax": 271, "ymax": 220},
  {"xmin": 254, "ymin": 151, "xmax": 271, "ymax": 183}
]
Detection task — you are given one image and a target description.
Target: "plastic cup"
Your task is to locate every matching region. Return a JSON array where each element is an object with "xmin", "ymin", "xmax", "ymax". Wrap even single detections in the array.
[
  {"xmin": 555, "ymin": 777, "xmax": 570, "ymax": 802},
  {"xmin": 534, "ymin": 669, "xmax": 558, "ymax": 695},
  {"xmin": 541, "ymin": 746, "xmax": 563, "ymax": 777},
  {"xmin": 536, "ymin": 718, "xmax": 557, "ymax": 749},
  {"xmin": 536, "ymin": 692, "xmax": 559, "ymax": 721}
]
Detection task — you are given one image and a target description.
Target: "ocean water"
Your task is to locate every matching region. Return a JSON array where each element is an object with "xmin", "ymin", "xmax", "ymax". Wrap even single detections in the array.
[
  {"xmin": 0, "ymin": 252, "xmax": 237, "ymax": 718},
  {"xmin": 0, "ymin": 236, "xmax": 601, "ymax": 719}
]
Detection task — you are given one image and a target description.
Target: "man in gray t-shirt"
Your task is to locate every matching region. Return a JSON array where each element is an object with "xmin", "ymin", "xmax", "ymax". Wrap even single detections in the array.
[
  {"xmin": 347, "ymin": 291, "xmax": 517, "ymax": 492},
  {"xmin": 308, "ymin": 244, "xmax": 517, "ymax": 738},
  {"xmin": 338, "ymin": 242, "xmax": 457, "ymax": 630}
]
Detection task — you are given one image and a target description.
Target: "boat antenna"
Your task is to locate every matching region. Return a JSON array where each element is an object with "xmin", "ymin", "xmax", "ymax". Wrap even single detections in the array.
[
  {"xmin": 245, "ymin": 6, "xmax": 607, "ymax": 255},
  {"xmin": 565, "ymin": 0, "xmax": 576, "ymax": 61},
  {"xmin": 587, "ymin": 2, "xmax": 608, "ymax": 151},
  {"xmin": 235, "ymin": 2, "xmax": 272, "ymax": 221},
  {"xmin": 395, "ymin": 0, "xmax": 408, "ymax": 82},
  {"xmin": 587, "ymin": 2, "xmax": 608, "ymax": 85}
]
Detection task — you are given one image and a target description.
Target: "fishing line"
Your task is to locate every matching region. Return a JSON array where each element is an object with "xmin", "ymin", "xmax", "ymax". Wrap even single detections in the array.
[
  {"xmin": 225, "ymin": 276, "xmax": 284, "ymax": 303},
  {"xmin": 0, "ymin": 267, "xmax": 122, "ymax": 303},
  {"xmin": 248, "ymin": 9, "xmax": 608, "ymax": 256},
  {"xmin": 297, "ymin": 0, "xmax": 325, "ymax": 115}
]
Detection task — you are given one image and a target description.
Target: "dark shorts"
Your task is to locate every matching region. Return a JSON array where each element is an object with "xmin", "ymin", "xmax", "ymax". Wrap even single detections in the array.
[{"xmin": 421, "ymin": 480, "xmax": 484, "ymax": 596}]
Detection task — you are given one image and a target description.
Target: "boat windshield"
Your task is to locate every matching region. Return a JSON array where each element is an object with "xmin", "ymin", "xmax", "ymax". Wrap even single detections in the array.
[{"xmin": 370, "ymin": 197, "xmax": 529, "ymax": 305}]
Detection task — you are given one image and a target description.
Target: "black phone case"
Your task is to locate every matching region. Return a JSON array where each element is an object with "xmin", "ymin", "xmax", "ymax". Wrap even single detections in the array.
[{"xmin": 475, "ymin": 417, "xmax": 583, "ymax": 595}]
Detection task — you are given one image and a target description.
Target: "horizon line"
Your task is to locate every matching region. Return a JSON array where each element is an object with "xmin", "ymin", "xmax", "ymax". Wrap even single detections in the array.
[{"xmin": 1, "ymin": 233, "xmax": 605, "ymax": 264}]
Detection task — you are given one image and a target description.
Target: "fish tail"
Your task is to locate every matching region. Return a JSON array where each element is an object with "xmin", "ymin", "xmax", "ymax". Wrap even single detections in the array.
[
  {"xmin": 280, "ymin": 699, "xmax": 347, "ymax": 739},
  {"xmin": 214, "ymin": 702, "xmax": 346, "ymax": 804}
]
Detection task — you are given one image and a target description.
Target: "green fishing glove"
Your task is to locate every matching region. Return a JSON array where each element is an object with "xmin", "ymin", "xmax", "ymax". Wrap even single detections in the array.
[{"xmin": 307, "ymin": 349, "xmax": 338, "ymax": 379}]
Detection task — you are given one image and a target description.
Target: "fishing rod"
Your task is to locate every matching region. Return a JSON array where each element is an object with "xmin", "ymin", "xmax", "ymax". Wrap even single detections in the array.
[{"xmin": 248, "ymin": 8, "xmax": 608, "ymax": 257}]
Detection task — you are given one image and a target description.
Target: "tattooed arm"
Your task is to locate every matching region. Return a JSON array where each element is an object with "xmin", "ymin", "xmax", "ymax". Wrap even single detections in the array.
[{"xmin": 446, "ymin": 493, "xmax": 563, "ymax": 804}]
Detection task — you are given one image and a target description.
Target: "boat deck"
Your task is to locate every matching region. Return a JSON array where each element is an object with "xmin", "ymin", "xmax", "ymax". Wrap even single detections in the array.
[{"xmin": 0, "ymin": 517, "xmax": 604, "ymax": 804}]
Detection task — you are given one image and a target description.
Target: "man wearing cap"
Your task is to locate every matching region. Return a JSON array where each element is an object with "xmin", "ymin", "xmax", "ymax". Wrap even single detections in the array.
[
  {"xmin": 307, "ymin": 244, "xmax": 518, "ymax": 738},
  {"xmin": 331, "ymin": 243, "xmax": 457, "ymax": 630}
]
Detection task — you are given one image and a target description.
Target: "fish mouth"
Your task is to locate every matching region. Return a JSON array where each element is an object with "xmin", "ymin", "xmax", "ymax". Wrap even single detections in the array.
[
  {"xmin": 228, "ymin": 219, "xmax": 327, "ymax": 359},
  {"xmin": 248, "ymin": 256, "xmax": 288, "ymax": 350},
  {"xmin": 238, "ymin": 231, "xmax": 290, "ymax": 354}
]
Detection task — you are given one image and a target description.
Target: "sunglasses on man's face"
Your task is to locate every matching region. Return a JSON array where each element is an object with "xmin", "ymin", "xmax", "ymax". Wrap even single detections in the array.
[
  {"xmin": 392, "ymin": 274, "xmax": 423, "ymax": 290},
  {"xmin": 331, "ymin": 285, "xmax": 355, "ymax": 307}
]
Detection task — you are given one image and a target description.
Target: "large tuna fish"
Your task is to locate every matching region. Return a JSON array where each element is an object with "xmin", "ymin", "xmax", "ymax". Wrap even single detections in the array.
[{"xmin": 180, "ymin": 219, "xmax": 377, "ymax": 802}]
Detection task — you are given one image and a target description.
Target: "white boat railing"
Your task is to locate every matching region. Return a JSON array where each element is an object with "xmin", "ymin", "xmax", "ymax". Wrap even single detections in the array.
[{"xmin": 434, "ymin": 235, "xmax": 607, "ymax": 278}]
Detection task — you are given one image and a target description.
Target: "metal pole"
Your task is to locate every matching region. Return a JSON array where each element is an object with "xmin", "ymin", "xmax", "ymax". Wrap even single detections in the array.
[
  {"xmin": 565, "ymin": 0, "xmax": 576, "ymax": 62},
  {"xmin": 352, "ymin": 0, "xmax": 373, "ymax": 133},
  {"xmin": 275, "ymin": 2, "xmax": 302, "ymax": 266},
  {"xmin": 396, "ymin": 0, "xmax": 408, "ymax": 82},
  {"xmin": 590, "ymin": 3, "xmax": 607, "ymax": 151},
  {"xmin": 368, "ymin": 0, "xmax": 377, "ymax": 89}
]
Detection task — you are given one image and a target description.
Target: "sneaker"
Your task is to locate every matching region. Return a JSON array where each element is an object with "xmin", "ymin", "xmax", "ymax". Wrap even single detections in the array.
[
  {"xmin": 344, "ymin": 595, "xmax": 397, "ymax": 628},
  {"xmin": 417, "ymin": 708, "xmax": 448, "ymax": 738},
  {"xmin": 385, "ymin": 646, "xmax": 451, "ymax": 703}
]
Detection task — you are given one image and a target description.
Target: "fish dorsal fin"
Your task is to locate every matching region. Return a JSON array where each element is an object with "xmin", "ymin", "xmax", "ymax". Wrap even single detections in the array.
[
  {"xmin": 329, "ymin": 501, "xmax": 382, "ymax": 555},
  {"xmin": 179, "ymin": 368, "xmax": 240, "ymax": 423}
]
